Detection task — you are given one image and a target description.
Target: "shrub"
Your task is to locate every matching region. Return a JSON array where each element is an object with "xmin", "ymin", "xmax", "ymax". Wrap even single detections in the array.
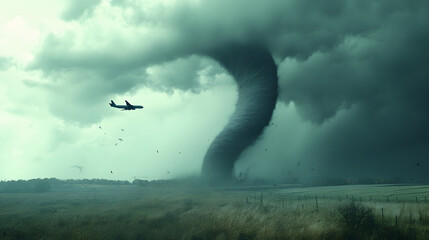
[{"xmin": 338, "ymin": 201, "xmax": 376, "ymax": 239}]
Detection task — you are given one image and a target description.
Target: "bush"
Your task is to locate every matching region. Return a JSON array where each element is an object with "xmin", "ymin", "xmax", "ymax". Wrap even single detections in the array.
[{"xmin": 338, "ymin": 201, "xmax": 376, "ymax": 239}]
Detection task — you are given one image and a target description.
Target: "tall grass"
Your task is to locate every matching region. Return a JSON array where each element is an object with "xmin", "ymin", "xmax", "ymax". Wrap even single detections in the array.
[{"xmin": 1, "ymin": 185, "xmax": 429, "ymax": 239}]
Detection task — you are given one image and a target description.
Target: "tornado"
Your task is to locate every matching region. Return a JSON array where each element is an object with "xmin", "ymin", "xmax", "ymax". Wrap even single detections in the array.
[{"xmin": 201, "ymin": 44, "xmax": 278, "ymax": 181}]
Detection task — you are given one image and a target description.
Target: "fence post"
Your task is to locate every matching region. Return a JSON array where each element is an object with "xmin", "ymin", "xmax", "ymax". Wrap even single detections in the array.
[{"xmin": 316, "ymin": 196, "xmax": 318, "ymax": 211}]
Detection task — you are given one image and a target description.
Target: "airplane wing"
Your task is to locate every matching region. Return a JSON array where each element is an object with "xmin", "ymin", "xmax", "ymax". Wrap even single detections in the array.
[{"xmin": 125, "ymin": 100, "xmax": 133, "ymax": 107}]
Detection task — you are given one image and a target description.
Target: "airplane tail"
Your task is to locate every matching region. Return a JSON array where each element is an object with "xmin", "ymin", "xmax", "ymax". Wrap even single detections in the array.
[{"xmin": 110, "ymin": 100, "xmax": 116, "ymax": 106}]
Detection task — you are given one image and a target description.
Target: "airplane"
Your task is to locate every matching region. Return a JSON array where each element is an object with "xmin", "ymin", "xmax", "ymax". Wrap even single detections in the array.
[{"xmin": 109, "ymin": 100, "xmax": 143, "ymax": 110}]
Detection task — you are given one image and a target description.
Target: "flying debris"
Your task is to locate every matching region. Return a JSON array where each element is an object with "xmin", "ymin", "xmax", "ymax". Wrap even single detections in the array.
[
  {"xmin": 238, "ymin": 168, "xmax": 249, "ymax": 181},
  {"xmin": 417, "ymin": 163, "xmax": 420, "ymax": 167},
  {"xmin": 71, "ymin": 165, "xmax": 83, "ymax": 173},
  {"xmin": 179, "ymin": 151, "xmax": 181, "ymax": 154},
  {"xmin": 109, "ymin": 100, "xmax": 143, "ymax": 110},
  {"xmin": 265, "ymin": 148, "xmax": 268, "ymax": 151},
  {"xmin": 118, "ymin": 138, "xmax": 123, "ymax": 141},
  {"xmin": 270, "ymin": 122, "xmax": 278, "ymax": 127},
  {"xmin": 157, "ymin": 150, "xmax": 159, "ymax": 153},
  {"xmin": 99, "ymin": 126, "xmax": 102, "ymax": 129},
  {"xmin": 110, "ymin": 171, "xmax": 113, "ymax": 174},
  {"xmin": 121, "ymin": 129, "xmax": 125, "ymax": 131},
  {"xmin": 115, "ymin": 143, "xmax": 118, "ymax": 146},
  {"xmin": 166, "ymin": 171, "xmax": 170, "ymax": 174}
]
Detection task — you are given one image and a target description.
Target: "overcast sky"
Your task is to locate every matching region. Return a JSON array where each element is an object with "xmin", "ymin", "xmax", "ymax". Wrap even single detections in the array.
[{"xmin": 1, "ymin": 0, "xmax": 428, "ymax": 182}]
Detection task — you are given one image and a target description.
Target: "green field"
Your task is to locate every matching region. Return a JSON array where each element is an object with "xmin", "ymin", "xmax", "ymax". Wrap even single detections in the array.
[{"xmin": 1, "ymin": 183, "xmax": 429, "ymax": 239}]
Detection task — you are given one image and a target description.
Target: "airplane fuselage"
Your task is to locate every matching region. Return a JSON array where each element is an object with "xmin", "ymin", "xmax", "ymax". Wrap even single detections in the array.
[
  {"xmin": 111, "ymin": 105, "xmax": 143, "ymax": 110},
  {"xmin": 110, "ymin": 100, "xmax": 143, "ymax": 110}
]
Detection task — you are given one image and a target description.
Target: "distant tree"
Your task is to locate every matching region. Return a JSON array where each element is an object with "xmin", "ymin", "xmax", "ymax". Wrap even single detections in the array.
[{"xmin": 32, "ymin": 179, "xmax": 51, "ymax": 192}]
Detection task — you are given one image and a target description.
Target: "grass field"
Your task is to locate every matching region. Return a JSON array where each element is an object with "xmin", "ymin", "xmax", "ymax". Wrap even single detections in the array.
[{"xmin": 1, "ymin": 183, "xmax": 429, "ymax": 239}]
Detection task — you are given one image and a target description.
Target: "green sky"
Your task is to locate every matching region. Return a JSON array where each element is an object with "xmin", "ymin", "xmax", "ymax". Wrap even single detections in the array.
[{"xmin": 1, "ymin": 0, "xmax": 428, "ymax": 182}]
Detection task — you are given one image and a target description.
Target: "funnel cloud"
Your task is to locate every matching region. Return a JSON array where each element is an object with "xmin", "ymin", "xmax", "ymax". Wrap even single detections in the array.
[{"xmin": 202, "ymin": 44, "xmax": 278, "ymax": 180}]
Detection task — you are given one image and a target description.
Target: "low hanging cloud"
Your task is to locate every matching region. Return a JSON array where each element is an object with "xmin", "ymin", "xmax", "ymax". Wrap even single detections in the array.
[
  {"xmin": 28, "ymin": 0, "xmax": 429, "ymax": 180},
  {"xmin": 61, "ymin": 0, "xmax": 102, "ymax": 21}
]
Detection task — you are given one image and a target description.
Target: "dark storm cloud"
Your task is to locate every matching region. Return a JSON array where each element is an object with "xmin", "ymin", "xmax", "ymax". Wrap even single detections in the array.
[
  {"xmin": 278, "ymin": 2, "xmax": 429, "ymax": 123},
  {"xmin": 61, "ymin": 0, "xmax": 102, "ymax": 21},
  {"xmin": 29, "ymin": 0, "xmax": 429, "ymax": 179},
  {"xmin": 274, "ymin": 1, "xmax": 429, "ymax": 180},
  {"xmin": 34, "ymin": 0, "xmax": 428, "ymax": 101}
]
